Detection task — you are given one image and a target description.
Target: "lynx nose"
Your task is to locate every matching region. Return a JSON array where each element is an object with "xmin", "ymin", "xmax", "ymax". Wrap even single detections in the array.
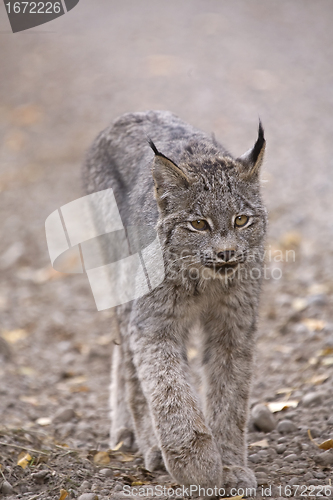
[{"xmin": 217, "ymin": 249, "xmax": 235, "ymax": 262}]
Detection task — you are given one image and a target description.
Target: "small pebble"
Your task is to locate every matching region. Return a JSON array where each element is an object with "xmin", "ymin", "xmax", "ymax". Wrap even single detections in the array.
[
  {"xmin": 31, "ymin": 470, "xmax": 49, "ymax": 482},
  {"xmin": 302, "ymin": 392, "xmax": 326, "ymax": 407},
  {"xmin": 99, "ymin": 468, "xmax": 113, "ymax": 478},
  {"xmin": 1, "ymin": 481, "xmax": 13, "ymax": 495},
  {"xmin": 79, "ymin": 481, "xmax": 91, "ymax": 490},
  {"xmin": 113, "ymin": 483, "xmax": 123, "ymax": 492},
  {"xmin": 248, "ymin": 453, "xmax": 261, "ymax": 463},
  {"xmin": 276, "ymin": 444, "xmax": 287, "ymax": 454},
  {"xmin": 284, "ymin": 453, "xmax": 297, "ymax": 463},
  {"xmin": 304, "ymin": 471, "xmax": 313, "ymax": 481},
  {"xmin": 53, "ymin": 407, "xmax": 76, "ymax": 423},
  {"xmin": 255, "ymin": 466, "xmax": 269, "ymax": 473},
  {"xmin": 313, "ymin": 471, "xmax": 326, "ymax": 479},
  {"xmin": 78, "ymin": 494, "xmax": 98, "ymax": 500},
  {"xmin": 309, "ymin": 427, "xmax": 321, "ymax": 438},
  {"xmin": 277, "ymin": 420, "xmax": 297, "ymax": 434},
  {"xmin": 288, "ymin": 477, "xmax": 300, "ymax": 486},
  {"xmin": 307, "ymin": 294, "xmax": 328, "ymax": 307},
  {"xmin": 327, "ymin": 415, "xmax": 333, "ymax": 425},
  {"xmin": 258, "ymin": 449, "xmax": 268, "ymax": 458},
  {"xmin": 313, "ymin": 450, "xmax": 333, "ymax": 466},
  {"xmin": 251, "ymin": 404, "xmax": 276, "ymax": 433}
]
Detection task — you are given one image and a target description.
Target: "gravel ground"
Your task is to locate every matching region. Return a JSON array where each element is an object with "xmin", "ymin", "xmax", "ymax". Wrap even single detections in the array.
[{"xmin": 1, "ymin": 1, "xmax": 333, "ymax": 499}]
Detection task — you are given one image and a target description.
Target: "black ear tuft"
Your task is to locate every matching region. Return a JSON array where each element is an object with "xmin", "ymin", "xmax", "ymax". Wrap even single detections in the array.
[
  {"xmin": 237, "ymin": 120, "xmax": 266, "ymax": 179},
  {"xmin": 148, "ymin": 138, "xmax": 160, "ymax": 156},
  {"xmin": 148, "ymin": 138, "xmax": 177, "ymax": 165},
  {"xmin": 249, "ymin": 120, "xmax": 265, "ymax": 167}
]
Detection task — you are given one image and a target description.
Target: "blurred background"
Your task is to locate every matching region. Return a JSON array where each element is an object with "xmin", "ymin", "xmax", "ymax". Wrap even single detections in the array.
[{"xmin": 0, "ymin": 0, "xmax": 333, "ymax": 488}]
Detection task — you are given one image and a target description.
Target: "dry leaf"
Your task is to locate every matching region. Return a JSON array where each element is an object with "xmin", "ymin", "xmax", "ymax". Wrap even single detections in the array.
[
  {"xmin": 220, "ymin": 496, "xmax": 243, "ymax": 500},
  {"xmin": 267, "ymin": 400, "xmax": 298, "ymax": 413},
  {"xmin": 17, "ymin": 452, "xmax": 32, "ymax": 469},
  {"xmin": 36, "ymin": 417, "xmax": 52, "ymax": 426},
  {"xmin": 318, "ymin": 439, "xmax": 333, "ymax": 450},
  {"xmin": 276, "ymin": 387, "xmax": 295, "ymax": 395},
  {"xmin": 19, "ymin": 366, "xmax": 37, "ymax": 377},
  {"xmin": 308, "ymin": 429, "xmax": 315, "ymax": 442},
  {"xmin": 19, "ymin": 396, "xmax": 39, "ymax": 406},
  {"xmin": 292, "ymin": 298, "xmax": 308, "ymax": 312},
  {"xmin": 307, "ymin": 374, "xmax": 329, "ymax": 385},
  {"xmin": 318, "ymin": 347, "xmax": 333, "ymax": 356},
  {"xmin": 59, "ymin": 489, "xmax": 69, "ymax": 500},
  {"xmin": 308, "ymin": 283, "xmax": 330, "ymax": 295},
  {"xmin": 119, "ymin": 452, "xmax": 136, "ymax": 462},
  {"xmin": 93, "ymin": 451, "xmax": 110, "ymax": 465},
  {"xmin": 321, "ymin": 357, "xmax": 333, "ymax": 366},
  {"xmin": 302, "ymin": 319, "xmax": 326, "ymax": 332},
  {"xmin": 96, "ymin": 334, "xmax": 113, "ymax": 346},
  {"xmin": 113, "ymin": 441, "xmax": 124, "ymax": 451},
  {"xmin": 1, "ymin": 329, "xmax": 28, "ymax": 344},
  {"xmin": 132, "ymin": 481, "xmax": 147, "ymax": 486},
  {"xmin": 249, "ymin": 439, "xmax": 269, "ymax": 448}
]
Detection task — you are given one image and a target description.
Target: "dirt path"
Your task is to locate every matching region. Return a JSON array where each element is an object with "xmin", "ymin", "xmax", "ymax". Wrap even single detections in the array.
[{"xmin": 1, "ymin": 1, "xmax": 333, "ymax": 499}]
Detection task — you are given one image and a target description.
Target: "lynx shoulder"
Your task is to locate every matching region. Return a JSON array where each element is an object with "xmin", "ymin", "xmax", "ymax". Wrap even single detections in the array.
[{"xmin": 83, "ymin": 110, "xmax": 267, "ymax": 493}]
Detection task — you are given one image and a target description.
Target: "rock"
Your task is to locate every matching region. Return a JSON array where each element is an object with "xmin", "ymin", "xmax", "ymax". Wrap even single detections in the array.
[
  {"xmin": 78, "ymin": 494, "xmax": 98, "ymax": 500},
  {"xmin": 301, "ymin": 392, "xmax": 325, "ymax": 407},
  {"xmin": 249, "ymin": 453, "xmax": 261, "ymax": 463},
  {"xmin": 31, "ymin": 470, "xmax": 49, "ymax": 482},
  {"xmin": 284, "ymin": 453, "xmax": 297, "ymax": 462},
  {"xmin": 277, "ymin": 420, "xmax": 297, "ymax": 434},
  {"xmin": 79, "ymin": 481, "xmax": 91, "ymax": 490},
  {"xmin": 309, "ymin": 427, "xmax": 321, "ymax": 438},
  {"xmin": 288, "ymin": 477, "xmax": 300, "ymax": 486},
  {"xmin": 53, "ymin": 407, "xmax": 76, "ymax": 424},
  {"xmin": 99, "ymin": 468, "xmax": 113, "ymax": 478},
  {"xmin": 307, "ymin": 294, "xmax": 328, "ymax": 307},
  {"xmin": 276, "ymin": 444, "xmax": 287, "ymax": 454},
  {"xmin": 258, "ymin": 449, "xmax": 268, "ymax": 458},
  {"xmin": 304, "ymin": 471, "xmax": 313, "ymax": 481},
  {"xmin": 256, "ymin": 472, "xmax": 268, "ymax": 485},
  {"xmin": 327, "ymin": 415, "xmax": 333, "ymax": 425},
  {"xmin": 313, "ymin": 450, "xmax": 333, "ymax": 466},
  {"xmin": 1, "ymin": 480, "xmax": 13, "ymax": 495},
  {"xmin": 314, "ymin": 471, "xmax": 326, "ymax": 479},
  {"xmin": 251, "ymin": 404, "xmax": 276, "ymax": 433},
  {"xmin": 255, "ymin": 466, "xmax": 269, "ymax": 473},
  {"xmin": 114, "ymin": 483, "xmax": 123, "ymax": 492}
]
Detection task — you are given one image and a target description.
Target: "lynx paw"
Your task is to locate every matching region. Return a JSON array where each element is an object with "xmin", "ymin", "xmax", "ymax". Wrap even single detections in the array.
[
  {"xmin": 223, "ymin": 465, "xmax": 256, "ymax": 490},
  {"xmin": 113, "ymin": 427, "xmax": 137, "ymax": 451},
  {"xmin": 145, "ymin": 445, "xmax": 165, "ymax": 471}
]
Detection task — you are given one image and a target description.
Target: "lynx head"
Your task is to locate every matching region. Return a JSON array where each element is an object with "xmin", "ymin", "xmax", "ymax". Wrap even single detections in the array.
[{"xmin": 149, "ymin": 123, "xmax": 267, "ymax": 282}]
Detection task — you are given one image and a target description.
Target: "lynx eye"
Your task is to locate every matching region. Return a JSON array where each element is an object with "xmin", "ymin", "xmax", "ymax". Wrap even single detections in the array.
[
  {"xmin": 191, "ymin": 219, "xmax": 209, "ymax": 231},
  {"xmin": 235, "ymin": 215, "xmax": 249, "ymax": 228}
]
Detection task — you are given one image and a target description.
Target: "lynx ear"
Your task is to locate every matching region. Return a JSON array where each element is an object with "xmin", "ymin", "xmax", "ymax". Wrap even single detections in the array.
[
  {"xmin": 149, "ymin": 140, "xmax": 190, "ymax": 208},
  {"xmin": 237, "ymin": 121, "xmax": 266, "ymax": 180}
]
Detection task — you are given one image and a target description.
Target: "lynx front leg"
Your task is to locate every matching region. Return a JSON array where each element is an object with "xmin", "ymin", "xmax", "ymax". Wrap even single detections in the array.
[
  {"xmin": 129, "ymin": 320, "xmax": 223, "ymax": 489},
  {"xmin": 121, "ymin": 336, "xmax": 165, "ymax": 471},
  {"xmin": 201, "ymin": 309, "xmax": 257, "ymax": 490}
]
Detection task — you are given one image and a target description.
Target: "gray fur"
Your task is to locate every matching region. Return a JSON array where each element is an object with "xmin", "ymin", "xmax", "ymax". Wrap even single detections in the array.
[{"xmin": 83, "ymin": 110, "xmax": 267, "ymax": 492}]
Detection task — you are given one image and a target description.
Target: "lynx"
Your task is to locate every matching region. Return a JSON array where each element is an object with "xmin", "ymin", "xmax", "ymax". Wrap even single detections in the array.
[{"xmin": 82, "ymin": 111, "xmax": 267, "ymax": 492}]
